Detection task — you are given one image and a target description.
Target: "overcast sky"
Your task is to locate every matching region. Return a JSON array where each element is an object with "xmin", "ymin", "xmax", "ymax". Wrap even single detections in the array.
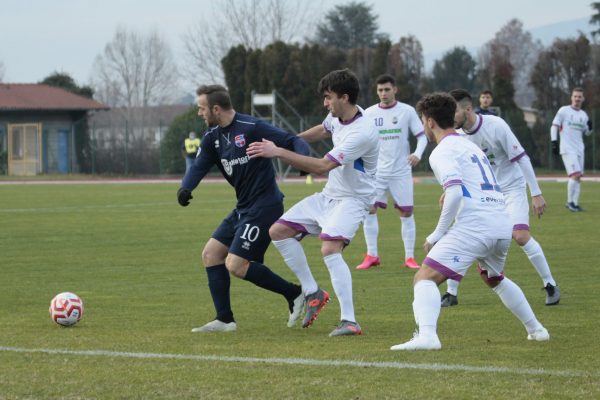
[{"xmin": 0, "ymin": 0, "xmax": 593, "ymax": 86}]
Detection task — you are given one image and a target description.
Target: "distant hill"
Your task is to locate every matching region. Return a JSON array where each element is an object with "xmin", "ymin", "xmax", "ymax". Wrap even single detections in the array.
[
  {"xmin": 424, "ymin": 17, "xmax": 593, "ymax": 72},
  {"xmin": 529, "ymin": 17, "xmax": 592, "ymax": 45}
]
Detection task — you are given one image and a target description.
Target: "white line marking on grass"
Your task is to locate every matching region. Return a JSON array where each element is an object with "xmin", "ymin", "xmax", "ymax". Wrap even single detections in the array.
[{"xmin": 0, "ymin": 346, "xmax": 591, "ymax": 377}]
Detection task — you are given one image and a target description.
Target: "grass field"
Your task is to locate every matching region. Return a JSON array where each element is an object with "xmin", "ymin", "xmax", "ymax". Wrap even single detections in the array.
[{"xmin": 1, "ymin": 179, "xmax": 599, "ymax": 399}]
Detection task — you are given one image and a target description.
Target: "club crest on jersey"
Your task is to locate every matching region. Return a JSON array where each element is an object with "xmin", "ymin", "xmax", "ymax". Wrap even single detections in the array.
[
  {"xmin": 392, "ymin": 116, "xmax": 398, "ymax": 124},
  {"xmin": 234, "ymin": 134, "xmax": 246, "ymax": 148}
]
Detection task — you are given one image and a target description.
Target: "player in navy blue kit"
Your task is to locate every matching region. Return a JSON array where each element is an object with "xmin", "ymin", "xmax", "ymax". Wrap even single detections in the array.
[{"xmin": 178, "ymin": 84, "xmax": 310, "ymax": 332}]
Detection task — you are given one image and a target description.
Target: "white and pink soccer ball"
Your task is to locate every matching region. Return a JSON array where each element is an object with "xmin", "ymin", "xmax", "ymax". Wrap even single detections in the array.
[{"xmin": 49, "ymin": 292, "xmax": 84, "ymax": 326}]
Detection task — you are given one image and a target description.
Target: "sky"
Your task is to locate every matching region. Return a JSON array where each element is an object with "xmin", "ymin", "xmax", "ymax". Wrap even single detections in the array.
[{"xmin": 0, "ymin": 0, "xmax": 594, "ymax": 86}]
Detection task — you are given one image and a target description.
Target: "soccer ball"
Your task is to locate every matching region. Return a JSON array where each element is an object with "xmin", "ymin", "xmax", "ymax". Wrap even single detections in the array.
[{"xmin": 49, "ymin": 292, "xmax": 84, "ymax": 326}]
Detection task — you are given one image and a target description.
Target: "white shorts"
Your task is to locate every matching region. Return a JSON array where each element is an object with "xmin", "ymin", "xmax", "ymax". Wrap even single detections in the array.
[
  {"xmin": 503, "ymin": 187, "xmax": 530, "ymax": 231},
  {"xmin": 562, "ymin": 153, "xmax": 584, "ymax": 177},
  {"xmin": 423, "ymin": 229, "xmax": 510, "ymax": 282},
  {"xmin": 373, "ymin": 175, "xmax": 414, "ymax": 213},
  {"xmin": 277, "ymin": 192, "xmax": 370, "ymax": 243}
]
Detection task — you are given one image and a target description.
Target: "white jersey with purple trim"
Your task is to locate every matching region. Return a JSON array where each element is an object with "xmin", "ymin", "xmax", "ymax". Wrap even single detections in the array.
[
  {"xmin": 429, "ymin": 134, "xmax": 511, "ymax": 239},
  {"xmin": 459, "ymin": 114, "xmax": 526, "ymax": 192},
  {"xmin": 364, "ymin": 101, "xmax": 424, "ymax": 177},
  {"xmin": 552, "ymin": 106, "xmax": 589, "ymax": 155},
  {"xmin": 322, "ymin": 108, "xmax": 379, "ymax": 204}
]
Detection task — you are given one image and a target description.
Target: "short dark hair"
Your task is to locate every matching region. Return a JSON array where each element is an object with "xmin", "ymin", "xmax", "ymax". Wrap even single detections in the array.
[
  {"xmin": 318, "ymin": 69, "xmax": 360, "ymax": 104},
  {"xmin": 449, "ymin": 89, "xmax": 472, "ymax": 104},
  {"xmin": 416, "ymin": 92, "xmax": 457, "ymax": 129},
  {"xmin": 375, "ymin": 74, "xmax": 396, "ymax": 86},
  {"xmin": 196, "ymin": 84, "xmax": 232, "ymax": 110},
  {"xmin": 480, "ymin": 89, "xmax": 493, "ymax": 96},
  {"xmin": 572, "ymin": 87, "xmax": 584, "ymax": 94}
]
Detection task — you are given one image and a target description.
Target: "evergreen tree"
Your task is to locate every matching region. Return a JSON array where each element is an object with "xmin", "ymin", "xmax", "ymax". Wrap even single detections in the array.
[
  {"xmin": 432, "ymin": 47, "xmax": 477, "ymax": 92},
  {"xmin": 160, "ymin": 106, "xmax": 205, "ymax": 174}
]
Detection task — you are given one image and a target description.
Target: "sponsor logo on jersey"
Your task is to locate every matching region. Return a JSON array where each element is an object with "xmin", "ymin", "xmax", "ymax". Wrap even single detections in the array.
[
  {"xmin": 220, "ymin": 155, "xmax": 250, "ymax": 176},
  {"xmin": 234, "ymin": 134, "xmax": 246, "ymax": 148},
  {"xmin": 480, "ymin": 196, "xmax": 505, "ymax": 205},
  {"xmin": 214, "ymin": 139, "xmax": 219, "ymax": 149}
]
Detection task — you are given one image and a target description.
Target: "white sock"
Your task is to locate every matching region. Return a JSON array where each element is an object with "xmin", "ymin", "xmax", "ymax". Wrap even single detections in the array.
[
  {"xmin": 567, "ymin": 179, "xmax": 576, "ymax": 204},
  {"xmin": 400, "ymin": 215, "xmax": 416, "ymax": 259},
  {"xmin": 272, "ymin": 238, "xmax": 318, "ymax": 295},
  {"xmin": 362, "ymin": 213, "xmax": 379, "ymax": 256},
  {"xmin": 323, "ymin": 253, "xmax": 355, "ymax": 322},
  {"xmin": 492, "ymin": 278, "xmax": 543, "ymax": 334},
  {"xmin": 521, "ymin": 237, "xmax": 555, "ymax": 286},
  {"xmin": 572, "ymin": 180, "xmax": 581, "ymax": 205},
  {"xmin": 413, "ymin": 280, "xmax": 440, "ymax": 337},
  {"xmin": 446, "ymin": 279, "xmax": 460, "ymax": 296}
]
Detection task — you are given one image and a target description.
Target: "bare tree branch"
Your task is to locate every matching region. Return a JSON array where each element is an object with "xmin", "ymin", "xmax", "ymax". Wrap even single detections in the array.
[
  {"xmin": 92, "ymin": 26, "xmax": 179, "ymax": 108},
  {"xmin": 181, "ymin": 0, "xmax": 321, "ymax": 86}
]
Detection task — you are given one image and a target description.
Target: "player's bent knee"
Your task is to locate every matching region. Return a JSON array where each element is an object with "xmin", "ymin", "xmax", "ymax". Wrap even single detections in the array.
[
  {"xmin": 269, "ymin": 223, "xmax": 297, "ymax": 241},
  {"xmin": 320, "ymin": 240, "xmax": 345, "ymax": 257},
  {"xmin": 400, "ymin": 211, "xmax": 413, "ymax": 218},
  {"xmin": 224, "ymin": 254, "xmax": 249, "ymax": 278},
  {"xmin": 478, "ymin": 265, "xmax": 502, "ymax": 288},
  {"xmin": 512, "ymin": 230, "xmax": 530, "ymax": 246},
  {"xmin": 202, "ymin": 239, "xmax": 228, "ymax": 267},
  {"xmin": 414, "ymin": 265, "xmax": 445, "ymax": 285}
]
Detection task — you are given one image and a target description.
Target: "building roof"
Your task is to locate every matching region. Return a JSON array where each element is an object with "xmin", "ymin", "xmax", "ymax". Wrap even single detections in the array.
[{"xmin": 0, "ymin": 83, "xmax": 108, "ymax": 111}]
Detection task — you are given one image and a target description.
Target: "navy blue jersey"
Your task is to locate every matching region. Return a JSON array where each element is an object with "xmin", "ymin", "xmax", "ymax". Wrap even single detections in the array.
[
  {"xmin": 475, "ymin": 107, "xmax": 498, "ymax": 116},
  {"xmin": 181, "ymin": 113, "xmax": 310, "ymax": 212}
]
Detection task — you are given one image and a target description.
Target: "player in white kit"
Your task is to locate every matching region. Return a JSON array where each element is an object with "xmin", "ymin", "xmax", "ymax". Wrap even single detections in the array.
[
  {"xmin": 390, "ymin": 92, "xmax": 548, "ymax": 351},
  {"xmin": 247, "ymin": 69, "xmax": 379, "ymax": 337},
  {"xmin": 356, "ymin": 74, "xmax": 427, "ymax": 270},
  {"xmin": 551, "ymin": 87, "xmax": 592, "ymax": 212},
  {"xmin": 440, "ymin": 89, "xmax": 560, "ymax": 306}
]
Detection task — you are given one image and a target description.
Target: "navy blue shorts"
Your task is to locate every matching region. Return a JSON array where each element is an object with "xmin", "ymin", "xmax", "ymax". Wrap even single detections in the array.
[{"xmin": 212, "ymin": 203, "xmax": 283, "ymax": 263}]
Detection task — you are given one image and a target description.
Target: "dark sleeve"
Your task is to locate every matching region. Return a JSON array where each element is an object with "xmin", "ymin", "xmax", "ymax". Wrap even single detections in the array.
[
  {"xmin": 181, "ymin": 134, "xmax": 216, "ymax": 190},
  {"xmin": 255, "ymin": 121, "xmax": 310, "ymax": 156}
]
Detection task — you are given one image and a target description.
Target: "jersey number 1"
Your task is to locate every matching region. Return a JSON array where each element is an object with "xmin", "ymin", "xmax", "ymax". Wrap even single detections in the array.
[{"xmin": 470, "ymin": 154, "xmax": 501, "ymax": 192}]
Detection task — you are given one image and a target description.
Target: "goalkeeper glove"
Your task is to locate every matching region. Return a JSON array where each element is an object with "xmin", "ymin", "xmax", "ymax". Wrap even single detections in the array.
[
  {"xmin": 551, "ymin": 141, "xmax": 559, "ymax": 156},
  {"xmin": 177, "ymin": 188, "xmax": 193, "ymax": 207}
]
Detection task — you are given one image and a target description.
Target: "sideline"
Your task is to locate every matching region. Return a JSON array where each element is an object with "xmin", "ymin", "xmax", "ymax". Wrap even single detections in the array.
[
  {"xmin": 0, "ymin": 345, "xmax": 591, "ymax": 377},
  {"xmin": 1, "ymin": 176, "xmax": 600, "ymax": 185}
]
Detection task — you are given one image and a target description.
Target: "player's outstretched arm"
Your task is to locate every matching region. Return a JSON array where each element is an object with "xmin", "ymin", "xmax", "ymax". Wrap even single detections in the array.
[
  {"xmin": 247, "ymin": 139, "xmax": 337, "ymax": 175},
  {"xmin": 298, "ymin": 124, "xmax": 330, "ymax": 143},
  {"xmin": 177, "ymin": 137, "xmax": 216, "ymax": 207}
]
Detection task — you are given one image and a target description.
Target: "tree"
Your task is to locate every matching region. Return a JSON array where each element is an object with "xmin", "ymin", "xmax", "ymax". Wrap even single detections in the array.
[
  {"xmin": 431, "ymin": 47, "xmax": 477, "ymax": 92},
  {"xmin": 388, "ymin": 35, "xmax": 425, "ymax": 104},
  {"xmin": 591, "ymin": 2, "xmax": 600, "ymax": 38},
  {"xmin": 161, "ymin": 106, "xmax": 205, "ymax": 174},
  {"xmin": 530, "ymin": 34, "xmax": 591, "ymax": 111},
  {"xmin": 478, "ymin": 19, "xmax": 542, "ymax": 107},
  {"xmin": 92, "ymin": 27, "xmax": 178, "ymax": 109},
  {"xmin": 222, "ymin": 45, "xmax": 249, "ymax": 112},
  {"xmin": 41, "ymin": 72, "xmax": 93, "ymax": 98},
  {"xmin": 182, "ymin": 0, "xmax": 319, "ymax": 86},
  {"xmin": 314, "ymin": 1, "xmax": 388, "ymax": 50}
]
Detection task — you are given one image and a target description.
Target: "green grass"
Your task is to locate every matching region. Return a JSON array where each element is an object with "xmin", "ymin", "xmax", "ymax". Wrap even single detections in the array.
[{"xmin": 0, "ymin": 180, "xmax": 599, "ymax": 399}]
